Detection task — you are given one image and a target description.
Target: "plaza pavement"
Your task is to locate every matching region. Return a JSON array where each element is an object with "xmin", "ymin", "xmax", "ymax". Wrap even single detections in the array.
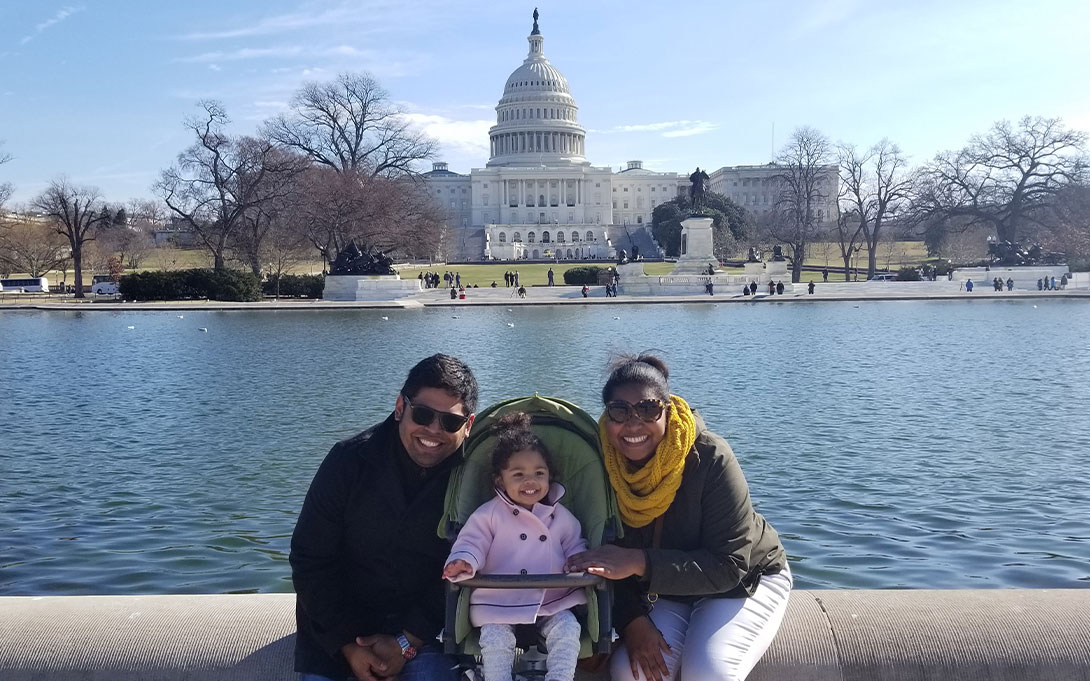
[{"xmin": 2, "ymin": 281, "xmax": 1089, "ymax": 311}]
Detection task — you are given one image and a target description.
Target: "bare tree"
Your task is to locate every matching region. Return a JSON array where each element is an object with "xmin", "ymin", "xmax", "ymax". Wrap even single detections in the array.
[
  {"xmin": 1044, "ymin": 182, "xmax": 1090, "ymax": 260},
  {"xmin": 769, "ymin": 126, "xmax": 835, "ymax": 282},
  {"xmin": 232, "ymin": 147, "xmax": 309, "ymax": 276},
  {"xmin": 157, "ymin": 101, "xmax": 306, "ymax": 271},
  {"xmin": 265, "ymin": 72, "xmax": 437, "ymax": 177},
  {"xmin": 915, "ymin": 116, "xmax": 1087, "ymax": 244},
  {"xmin": 0, "ymin": 141, "xmax": 12, "ymax": 209},
  {"xmin": 32, "ymin": 178, "xmax": 110, "ymax": 297},
  {"xmin": 838, "ymin": 140, "xmax": 913, "ymax": 279},
  {"xmin": 0, "ymin": 214, "xmax": 71, "ymax": 277},
  {"xmin": 262, "ymin": 202, "xmax": 313, "ymax": 297}
]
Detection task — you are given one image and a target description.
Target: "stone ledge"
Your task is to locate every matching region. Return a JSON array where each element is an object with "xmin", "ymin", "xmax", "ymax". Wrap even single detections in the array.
[{"xmin": 2, "ymin": 590, "xmax": 1088, "ymax": 680}]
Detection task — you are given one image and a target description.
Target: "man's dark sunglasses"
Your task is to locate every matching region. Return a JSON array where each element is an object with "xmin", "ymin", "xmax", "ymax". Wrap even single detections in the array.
[
  {"xmin": 402, "ymin": 394, "xmax": 470, "ymax": 433},
  {"xmin": 605, "ymin": 399, "xmax": 668, "ymax": 424}
]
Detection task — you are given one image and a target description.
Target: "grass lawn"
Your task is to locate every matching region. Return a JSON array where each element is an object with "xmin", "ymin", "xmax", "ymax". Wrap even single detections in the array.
[
  {"xmin": 11, "ymin": 241, "xmax": 931, "ymax": 290},
  {"xmin": 397, "ymin": 262, "xmax": 620, "ymax": 288}
]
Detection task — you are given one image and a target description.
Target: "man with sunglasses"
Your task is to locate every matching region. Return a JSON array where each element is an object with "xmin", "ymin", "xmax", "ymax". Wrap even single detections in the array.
[{"xmin": 291, "ymin": 354, "xmax": 478, "ymax": 681}]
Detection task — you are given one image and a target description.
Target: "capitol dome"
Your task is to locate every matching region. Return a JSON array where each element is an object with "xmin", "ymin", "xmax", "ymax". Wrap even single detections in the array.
[{"xmin": 487, "ymin": 10, "xmax": 587, "ymax": 167}]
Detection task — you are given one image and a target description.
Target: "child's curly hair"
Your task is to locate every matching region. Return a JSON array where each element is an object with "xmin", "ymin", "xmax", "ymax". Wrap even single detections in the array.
[{"xmin": 490, "ymin": 411, "xmax": 558, "ymax": 482}]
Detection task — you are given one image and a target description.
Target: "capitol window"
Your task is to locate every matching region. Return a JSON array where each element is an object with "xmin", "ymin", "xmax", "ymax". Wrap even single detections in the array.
[
  {"xmin": 542, "ymin": 231, "xmax": 551, "ymax": 243},
  {"xmin": 513, "ymin": 232, "xmax": 522, "ymax": 242},
  {"xmin": 557, "ymin": 232, "xmax": 565, "ymax": 243},
  {"xmin": 571, "ymin": 231, "xmax": 579, "ymax": 242},
  {"xmin": 586, "ymin": 231, "xmax": 594, "ymax": 241},
  {"xmin": 498, "ymin": 232, "xmax": 507, "ymax": 242},
  {"xmin": 637, "ymin": 216, "xmax": 643, "ymax": 224},
  {"xmin": 528, "ymin": 232, "xmax": 536, "ymax": 243}
]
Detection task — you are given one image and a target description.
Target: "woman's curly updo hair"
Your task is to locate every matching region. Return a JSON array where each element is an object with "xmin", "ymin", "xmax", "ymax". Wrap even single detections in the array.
[
  {"xmin": 602, "ymin": 353, "xmax": 671, "ymax": 404},
  {"xmin": 490, "ymin": 411, "xmax": 558, "ymax": 481}
]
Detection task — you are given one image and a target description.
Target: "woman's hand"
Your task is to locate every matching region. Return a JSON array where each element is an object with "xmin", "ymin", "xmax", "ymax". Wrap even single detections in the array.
[
  {"xmin": 565, "ymin": 545, "xmax": 646, "ymax": 580},
  {"xmin": 442, "ymin": 559, "xmax": 473, "ymax": 581},
  {"xmin": 622, "ymin": 616, "xmax": 672, "ymax": 681}
]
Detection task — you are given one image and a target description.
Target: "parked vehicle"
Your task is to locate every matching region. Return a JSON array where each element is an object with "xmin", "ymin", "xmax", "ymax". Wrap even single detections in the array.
[
  {"xmin": 91, "ymin": 275, "xmax": 120, "ymax": 295},
  {"xmin": 869, "ymin": 273, "xmax": 898, "ymax": 282},
  {"xmin": 0, "ymin": 277, "xmax": 50, "ymax": 292}
]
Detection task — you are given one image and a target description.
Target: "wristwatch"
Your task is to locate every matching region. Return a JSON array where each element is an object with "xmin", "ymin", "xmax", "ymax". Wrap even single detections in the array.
[{"xmin": 396, "ymin": 634, "xmax": 418, "ymax": 660}]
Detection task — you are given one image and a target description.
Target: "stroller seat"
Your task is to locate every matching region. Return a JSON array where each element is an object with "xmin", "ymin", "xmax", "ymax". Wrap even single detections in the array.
[{"xmin": 439, "ymin": 395, "xmax": 620, "ymax": 665}]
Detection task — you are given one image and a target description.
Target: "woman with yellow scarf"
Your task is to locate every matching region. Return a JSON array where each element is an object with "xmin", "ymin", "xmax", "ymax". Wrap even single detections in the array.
[{"xmin": 566, "ymin": 354, "xmax": 791, "ymax": 681}]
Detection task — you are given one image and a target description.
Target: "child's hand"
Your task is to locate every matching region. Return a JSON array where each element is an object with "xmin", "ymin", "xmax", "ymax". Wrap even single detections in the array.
[{"xmin": 443, "ymin": 559, "xmax": 474, "ymax": 581}]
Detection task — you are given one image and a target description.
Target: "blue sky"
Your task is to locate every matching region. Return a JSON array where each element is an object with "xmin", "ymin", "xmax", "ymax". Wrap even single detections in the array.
[{"xmin": 1, "ymin": 0, "xmax": 1088, "ymax": 205}]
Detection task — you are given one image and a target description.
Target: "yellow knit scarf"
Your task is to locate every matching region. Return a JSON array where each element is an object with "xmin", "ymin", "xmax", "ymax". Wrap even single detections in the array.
[{"xmin": 600, "ymin": 395, "xmax": 697, "ymax": 528}]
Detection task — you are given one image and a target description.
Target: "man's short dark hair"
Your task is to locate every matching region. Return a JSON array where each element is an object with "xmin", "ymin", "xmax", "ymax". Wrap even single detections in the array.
[{"xmin": 400, "ymin": 354, "xmax": 479, "ymax": 414}]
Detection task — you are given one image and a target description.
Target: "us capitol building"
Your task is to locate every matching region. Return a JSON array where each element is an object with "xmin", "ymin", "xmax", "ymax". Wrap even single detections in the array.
[{"xmin": 423, "ymin": 11, "xmax": 836, "ymax": 261}]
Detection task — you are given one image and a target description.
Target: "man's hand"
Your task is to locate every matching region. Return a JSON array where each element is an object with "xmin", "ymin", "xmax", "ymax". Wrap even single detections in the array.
[
  {"xmin": 622, "ymin": 616, "xmax": 671, "ymax": 681},
  {"xmin": 353, "ymin": 635, "xmax": 408, "ymax": 680},
  {"xmin": 341, "ymin": 637, "xmax": 388, "ymax": 681},
  {"xmin": 443, "ymin": 559, "xmax": 473, "ymax": 580},
  {"xmin": 565, "ymin": 545, "xmax": 647, "ymax": 580}
]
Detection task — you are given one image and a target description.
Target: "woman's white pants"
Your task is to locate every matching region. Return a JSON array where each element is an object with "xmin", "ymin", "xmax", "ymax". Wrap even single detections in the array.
[{"xmin": 609, "ymin": 565, "xmax": 792, "ymax": 681}]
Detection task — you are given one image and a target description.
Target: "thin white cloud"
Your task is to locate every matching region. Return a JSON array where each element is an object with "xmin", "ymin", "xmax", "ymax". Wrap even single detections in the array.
[
  {"xmin": 786, "ymin": 0, "xmax": 866, "ymax": 40},
  {"xmin": 19, "ymin": 5, "xmax": 85, "ymax": 45},
  {"xmin": 402, "ymin": 113, "xmax": 492, "ymax": 157},
  {"xmin": 175, "ymin": 46, "xmax": 306, "ymax": 63},
  {"xmin": 592, "ymin": 120, "xmax": 719, "ymax": 138},
  {"xmin": 176, "ymin": 1, "xmax": 416, "ymax": 41},
  {"xmin": 208, "ymin": 64, "xmax": 222, "ymax": 72},
  {"xmin": 662, "ymin": 122, "xmax": 719, "ymax": 138}
]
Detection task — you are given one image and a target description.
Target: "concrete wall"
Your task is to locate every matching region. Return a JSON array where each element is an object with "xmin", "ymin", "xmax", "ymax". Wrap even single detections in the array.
[{"xmin": 2, "ymin": 590, "xmax": 1088, "ymax": 680}]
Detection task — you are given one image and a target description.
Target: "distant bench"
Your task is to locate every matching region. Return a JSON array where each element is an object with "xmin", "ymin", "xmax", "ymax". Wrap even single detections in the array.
[{"xmin": 2, "ymin": 590, "xmax": 1088, "ymax": 680}]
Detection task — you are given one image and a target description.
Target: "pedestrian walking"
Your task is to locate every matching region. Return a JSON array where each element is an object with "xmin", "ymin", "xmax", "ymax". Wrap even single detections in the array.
[
  {"xmin": 1006, "ymin": 278, "xmax": 1014, "ymax": 291},
  {"xmin": 822, "ymin": 268, "xmax": 829, "ymax": 282},
  {"xmin": 808, "ymin": 281, "xmax": 815, "ymax": 294},
  {"xmin": 965, "ymin": 278, "xmax": 974, "ymax": 293}
]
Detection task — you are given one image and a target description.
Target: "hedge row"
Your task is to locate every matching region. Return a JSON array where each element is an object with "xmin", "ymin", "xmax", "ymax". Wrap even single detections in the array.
[
  {"xmin": 263, "ymin": 274, "xmax": 324, "ymax": 298},
  {"xmin": 562, "ymin": 266, "xmax": 605, "ymax": 286},
  {"xmin": 119, "ymin": 269, "xmax": 262, "ymax": 301}
]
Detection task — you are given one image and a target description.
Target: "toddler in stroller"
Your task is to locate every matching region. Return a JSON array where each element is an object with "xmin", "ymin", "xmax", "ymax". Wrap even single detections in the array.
[
  {"xmin": 441, "ymin": 395, "xmax": 618, "ymax": 681},
  {"xmin": 444, "ymin": 411, "xmax": 585, "ymax": 681}
]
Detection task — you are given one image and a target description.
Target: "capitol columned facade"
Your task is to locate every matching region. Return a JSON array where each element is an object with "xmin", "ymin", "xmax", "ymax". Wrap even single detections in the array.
[{"xmin": 423, "ymin": 11, "xmax": 837, "ymax": 261}]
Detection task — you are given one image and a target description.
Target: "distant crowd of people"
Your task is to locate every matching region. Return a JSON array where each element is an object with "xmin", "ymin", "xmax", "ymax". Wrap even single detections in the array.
[
  {"xmin": 1038, "ymin": 274, "xmax": 1067, "ymax": 290},
  {"xmin": 741, "ymin": 281, "xmax": 786, "ymax": 296}
]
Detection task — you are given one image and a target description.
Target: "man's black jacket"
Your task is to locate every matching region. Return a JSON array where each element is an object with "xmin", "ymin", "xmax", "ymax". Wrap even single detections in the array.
[{"xmin": 290, "ymin": 415, "xmax": 461, "ymax": 678}]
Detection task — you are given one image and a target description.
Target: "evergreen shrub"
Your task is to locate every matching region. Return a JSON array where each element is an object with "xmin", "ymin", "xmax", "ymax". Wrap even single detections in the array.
[
  {"xmin": 896, "ymin": 267, "xmax": 922, "ymax": 281},
  {"xmin": 119, "ymin": 269, "xmax": 262, "ymax": 301},
  {"xmin": 562, "ymin": 266, "xmax": 603, "ymax": 285},
  {"xmin": 263, "ymin": 274, "xmax": 324, "ymax": 298}
]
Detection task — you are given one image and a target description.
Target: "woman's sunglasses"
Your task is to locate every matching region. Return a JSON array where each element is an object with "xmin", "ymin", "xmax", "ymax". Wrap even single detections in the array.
[
  {"xmin": 402, "ymin": 394, "xmax": 470, "ymax": 433},
  {"xmin": 605, "ymin": 399, "xmax": 668, "ymax": 424}
]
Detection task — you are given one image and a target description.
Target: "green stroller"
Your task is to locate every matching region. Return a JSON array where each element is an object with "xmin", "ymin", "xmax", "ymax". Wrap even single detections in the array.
[{"xmin": 440, "ymin": 394, "xmax": 620, "ymax": 679}]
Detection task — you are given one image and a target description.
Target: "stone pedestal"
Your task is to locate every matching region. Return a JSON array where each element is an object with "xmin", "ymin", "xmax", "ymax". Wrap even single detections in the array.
[
  {"xmin": 672, "ymin": 216, "xmax": 716, "ymax": 274},
  {"xmin": 743, "ymin": 261, "xmax": 765, "ymax": 284},
  {"xmin": 766, "ymin": 260, "xmax": 789, "ymax": 282},
  {"xmin": 323, "ymin": 275, "xmax": 422, "ymax": 301},
  {"xmin": 615, "ymin": 261, "xmax": 649, "ymax": 295}
]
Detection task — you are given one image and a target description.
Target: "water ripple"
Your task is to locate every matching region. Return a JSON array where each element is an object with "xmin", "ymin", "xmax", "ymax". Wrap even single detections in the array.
[{"xmin": 2, "ymin": 301, "xmax": 1089, "ymax": 594}]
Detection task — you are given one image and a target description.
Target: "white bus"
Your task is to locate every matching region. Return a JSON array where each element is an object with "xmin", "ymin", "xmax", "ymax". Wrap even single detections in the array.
[{"xmin": 0, "ymin": 277, "xmax": 50, "ymax": 292}]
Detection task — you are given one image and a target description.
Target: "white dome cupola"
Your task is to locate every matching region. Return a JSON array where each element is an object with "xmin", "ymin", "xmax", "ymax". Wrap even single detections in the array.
[{"xmin": 487, "ymin": 9, "xmax": 588, "ymax": 167}]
